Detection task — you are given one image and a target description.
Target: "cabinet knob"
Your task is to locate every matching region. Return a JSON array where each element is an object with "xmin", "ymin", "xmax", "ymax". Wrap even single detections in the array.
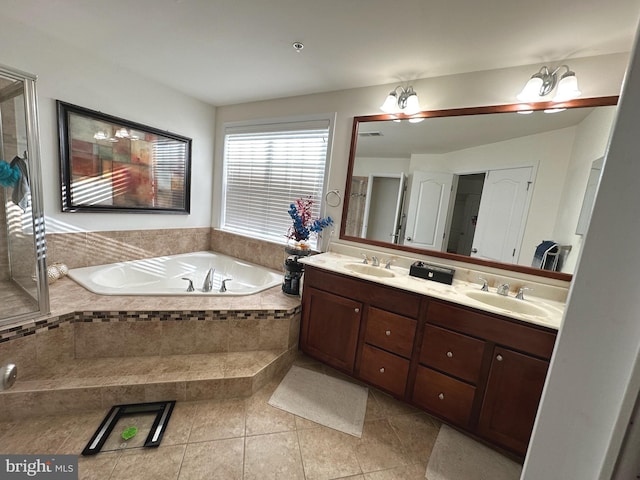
[
  {"xmin": 446, "ymin": 351, "xmax": 453, "ymax": 358},
  {"xmin": 354, "ymin": 308, "xmax": 359, "ymax": 313},
  {"xmin": 496, "ymin": 354, "xmax": 503, "ymax": 362},
  {"xmin": 379, "ymin": 367, "xmax": 385, "ymax": 373},
  {"xmin": 438, "ymin": 393, "xmax": 445, "ymax": 400},
  {"xmin": 385, "ymin": 330, "xmax": 391, "ymax": 336}
]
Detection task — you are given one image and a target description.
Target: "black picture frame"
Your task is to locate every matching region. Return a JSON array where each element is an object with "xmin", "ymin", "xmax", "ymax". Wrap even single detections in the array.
[{"xmin": 57, "ymin": 101, "xmax": 192, "ymax": 214}]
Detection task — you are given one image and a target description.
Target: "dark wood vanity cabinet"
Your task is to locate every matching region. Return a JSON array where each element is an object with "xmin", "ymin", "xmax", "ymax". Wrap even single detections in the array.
[
  {"xmin": 477, "ymin": 346, "xmax": 550, "ymax": 454},
  {"xmin": 300, "ymin": 266, "xmax": 557, "ymax": 457},
  {"xmin": 300, "ymin": 287, "xmax": 362, "ymax": 372}
]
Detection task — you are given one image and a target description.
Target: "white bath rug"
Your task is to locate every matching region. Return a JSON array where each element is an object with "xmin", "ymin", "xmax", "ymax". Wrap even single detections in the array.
[
  {"xmin": 268, "ymin": 365, "xmax": 368, "ymax": 437},
  {"xmin": 426, "ymin": 425, "xmax": 522, "ymax": 480}
]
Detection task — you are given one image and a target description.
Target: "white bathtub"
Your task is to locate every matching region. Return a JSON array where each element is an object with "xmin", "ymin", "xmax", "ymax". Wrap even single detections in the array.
[{"xmin": 67, "ymin": 251, "xmax": 282, "ymax": 296}]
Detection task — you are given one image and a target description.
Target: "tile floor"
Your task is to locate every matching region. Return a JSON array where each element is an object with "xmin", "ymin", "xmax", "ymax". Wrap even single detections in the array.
[{"xmin": 0, "ymin": 354, "xmax": 441, "ymax": 480}]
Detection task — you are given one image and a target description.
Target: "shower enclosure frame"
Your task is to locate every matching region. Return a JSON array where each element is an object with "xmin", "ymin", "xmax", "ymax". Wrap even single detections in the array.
[{"xmin": 0, "ymin": 63, "xmax": 49, "ymax": 325}]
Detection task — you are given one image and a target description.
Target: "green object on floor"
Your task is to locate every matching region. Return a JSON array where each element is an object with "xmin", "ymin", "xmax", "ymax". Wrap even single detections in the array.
[{"xmin": 121, "ymin": 427, "xmax": 138, "ymax": 440}]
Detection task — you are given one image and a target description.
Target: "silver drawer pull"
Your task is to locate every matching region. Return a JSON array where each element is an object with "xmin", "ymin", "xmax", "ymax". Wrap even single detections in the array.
[
  {"xmin": 496, "ymin": 354, "xmax": 503, "ymax": 362},
  {"xmin": 379, "ymin": 367, "xmax": 385, "ymax": 373},
  {"xmin": 385, "ymin": 330, "xmax": 391, "ymax": 336},
  {"xmin": 438, "ymin": 393, "xmax": 445, "ymax": 400},
  {"xmin": 446, "ymin": 351, "xmax": 453, "ymax": 358},
  {"xmin": 354, "ymin": 308, "xmax": 359, "ymax": 313}
]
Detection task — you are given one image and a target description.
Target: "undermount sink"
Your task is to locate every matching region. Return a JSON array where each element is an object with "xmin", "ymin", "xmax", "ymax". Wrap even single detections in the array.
[
  {"xmin": 344, "ymin": 263, "xmax": 396, "ymax": 278},
  {"xmin": 464, "ymin": 290, "xmax": 549, "ymax": 317}
]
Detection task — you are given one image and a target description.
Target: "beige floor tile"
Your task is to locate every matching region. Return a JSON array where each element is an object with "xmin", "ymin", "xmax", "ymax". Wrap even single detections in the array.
[
  {"xmin": 371, "ymin": 389, "xmax": 421, "ymax": 417},
  {"xmin": 178, "ymin": 438, "xmax": 244, "ymax": 480},
  {"xmin": 387, "ymin": 413, "xmax": 441, "ymax": 467},
  {"xmin": 188, "ymin": 398, "xmax": 246, "ymax": 442},
  {"xmin": 244, "ymin": 431, "xmax": 305, "ymax": 480},
  {"xmin": 363, "ymin": 464, "xmax": 427, "ymax": 479},
  {"xmin": 245, "ymin": 381, "xmax": 296, "ymax": 436},
  {"xmin": 161, "ymin": 401, "xmax": 198, "ymax": 446},
  {"xmin": 57, "ymin": 410, "xmax": 111, "ymax": 454},
  {"xmin": 110, "ymin": 444, "xmax": 185, "ymax": 480},
  {"xmin": 355, "ymin": 419, "xmax": 412, "ymax": 473},
  {"xmin": 77, "ymin": 451, "xmax": 121, "ymax": 480},
  {"xmin": 297, "ymin": 425, "xmax": 363, "ymax": 480}
]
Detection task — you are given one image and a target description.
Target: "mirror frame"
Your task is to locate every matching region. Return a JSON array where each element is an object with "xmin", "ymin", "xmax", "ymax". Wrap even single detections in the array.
[{"xmin": 340, "ymin": 96, "xmax": 619, "ymax": 281}]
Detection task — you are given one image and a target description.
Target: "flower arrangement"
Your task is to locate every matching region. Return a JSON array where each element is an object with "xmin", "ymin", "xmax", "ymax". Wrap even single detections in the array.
[{"xmin": 287, "ymin": 197, "xmax": 333, "ymax": 248}]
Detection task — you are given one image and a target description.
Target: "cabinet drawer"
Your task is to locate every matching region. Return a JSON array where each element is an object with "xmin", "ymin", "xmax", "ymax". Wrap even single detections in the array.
[
  {"xmin": 365, "ymin": 307, "xmax": 416, "ymax": 358},
  {"xmin": 359, "ymin": 344, "xmax": 410, "ymax": 397},
  {"xmin": 412, "ymin": 366, "xmax": 475, "ymax": 427},
  {"xmin": 304, "ymin": 266, "xmax": 421, "ymax": 318},
  {"xmin": 420, "ymin": 324, "xmax": 486, "ymax": 384}
]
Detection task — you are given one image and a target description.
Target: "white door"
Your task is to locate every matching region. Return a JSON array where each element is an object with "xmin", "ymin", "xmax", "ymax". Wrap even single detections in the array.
[
  {"xmin": 362, "ymin": 173, "xmax": 406, "ymax": 243},
  {"xmin": 403, "ymin": 171, "xmax": 454, "ymax": 250},
  {"xmin": 471, "ymin": 167, "xmax": 533, "ymax": 263}
]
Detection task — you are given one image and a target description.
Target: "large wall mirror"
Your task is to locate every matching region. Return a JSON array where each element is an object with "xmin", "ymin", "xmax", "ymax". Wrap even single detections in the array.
[{"xmin": 340, "ymin": 97, "xmax": 618, "ymax": 280}]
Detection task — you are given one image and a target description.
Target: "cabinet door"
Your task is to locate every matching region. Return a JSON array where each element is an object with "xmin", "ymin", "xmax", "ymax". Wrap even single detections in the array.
[
  {"xmin": 477, "ymin": 346, "xmax": 549, "ymax": 455},
  {"xmin": 301, "ymin": 287, "xmax": 362, "ymax": 373}
]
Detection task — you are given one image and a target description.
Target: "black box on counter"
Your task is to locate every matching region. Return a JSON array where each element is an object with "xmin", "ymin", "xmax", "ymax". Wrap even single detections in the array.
[{"xmin": 409, "ymin": 261, "xmax": 455, "ymax": 285}]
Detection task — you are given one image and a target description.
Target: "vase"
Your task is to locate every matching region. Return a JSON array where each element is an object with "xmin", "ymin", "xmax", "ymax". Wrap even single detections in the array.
[{"xmin": 285, "ymin": 239, "xmax": 312, "ymax": 256}]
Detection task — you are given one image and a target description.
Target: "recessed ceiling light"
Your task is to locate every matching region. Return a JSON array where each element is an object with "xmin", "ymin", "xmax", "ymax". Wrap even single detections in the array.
[{"xmin": 292, "ymin": 42, "xmax": 304, "ymax": 53}]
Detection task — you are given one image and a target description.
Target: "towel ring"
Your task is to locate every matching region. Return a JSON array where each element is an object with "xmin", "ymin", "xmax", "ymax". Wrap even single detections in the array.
[{"xmin": 325, "ymin": 189, "xmax": 341, "ymax": 207}]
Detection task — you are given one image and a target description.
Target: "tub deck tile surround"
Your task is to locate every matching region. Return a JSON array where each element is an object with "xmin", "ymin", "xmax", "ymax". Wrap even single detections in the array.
[{"xmin": 0, "ymin": 278, "xmax": 301, "ymax": 420}]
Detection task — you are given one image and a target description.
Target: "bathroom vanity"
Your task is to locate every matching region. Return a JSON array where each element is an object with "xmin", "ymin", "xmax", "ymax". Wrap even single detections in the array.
[{"xmin": 299, "ymin": 252, "xmax": 561, "ymax": 457}]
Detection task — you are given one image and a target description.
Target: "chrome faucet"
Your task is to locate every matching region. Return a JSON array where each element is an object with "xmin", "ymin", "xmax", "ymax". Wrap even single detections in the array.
[
  {"xmin": 516, "ymin": 287, "xmax": 533, "ymax": 300},
  {"xmin": 384, "ymin": 258, "xmax": 395, "ymax": 269},
  {"xmin": 182, "ymin": 278, "xmax": 195, "ymax": 292},
  {"xmin": 202, "ymin": 268, "xmax": 215, "ymax": 292},
  {"xmin": 219, "ymin": 278, "xmax": 232, "ymax": 293},
  {"xmin": 361, "ymin": 253, "xmax": 369, "ymax": 264},
  {"xmin": 496, "ymin": 283, "xmax": 510, "ymax": 296},
  {"xmin": 371, "ymin": 256, "xmax": 380, "ymax": 267},
  {"xmin": 478, "ymin": 277, "xmax": 489, "ymax": 291}
]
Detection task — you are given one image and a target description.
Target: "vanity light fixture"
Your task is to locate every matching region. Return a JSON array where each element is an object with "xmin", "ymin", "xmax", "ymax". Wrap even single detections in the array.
[
  {"xmin": 380, "ymin": 85, "xmax": 421, "ymax": 115},
  {"xmin": 517, "ymin": 65, "xmax": 581, "ymax": 103}
]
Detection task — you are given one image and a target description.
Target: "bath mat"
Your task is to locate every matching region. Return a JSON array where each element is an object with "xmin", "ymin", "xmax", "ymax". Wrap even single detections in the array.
[
  {"xmin": 268, "ymin": 365, "xmax": 368, "ymax": 437},
  {"xmin": 425, "ymin": 425, "xmax": 522, "ymax": 480}
]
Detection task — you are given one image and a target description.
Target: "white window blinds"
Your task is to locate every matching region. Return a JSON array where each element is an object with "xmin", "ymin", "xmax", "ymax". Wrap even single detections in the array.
[{"xmin": 222, "ymin": 119, "xmax": 330, "ymax": 248}]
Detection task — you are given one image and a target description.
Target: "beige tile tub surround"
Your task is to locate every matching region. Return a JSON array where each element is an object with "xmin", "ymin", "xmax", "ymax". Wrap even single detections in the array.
[
  {"xmin": 45, "ymin": 227, "xmax": 211, "ymax": 269},
  {"xmin": 0, "ymin": 276, "xmax": 301, "ymax": 420}
]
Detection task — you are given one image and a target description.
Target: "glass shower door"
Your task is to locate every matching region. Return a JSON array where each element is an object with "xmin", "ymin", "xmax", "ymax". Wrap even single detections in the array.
[{"xmin": 0, "ymin": 65, "xmax": 48, "ymax": 325}]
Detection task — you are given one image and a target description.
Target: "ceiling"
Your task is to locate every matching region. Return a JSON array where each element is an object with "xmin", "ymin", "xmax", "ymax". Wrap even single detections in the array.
[{"xmin": 4, "ymin": 0, "xmax": 640, "ymax": 106}]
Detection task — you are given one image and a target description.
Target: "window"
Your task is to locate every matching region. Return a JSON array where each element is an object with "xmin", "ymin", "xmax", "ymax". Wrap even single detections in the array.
[{"xmin": 222, "ymin": 118, "xmax": 331, "ymax": 249}]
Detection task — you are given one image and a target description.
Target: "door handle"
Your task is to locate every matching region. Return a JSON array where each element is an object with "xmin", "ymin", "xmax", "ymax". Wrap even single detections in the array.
[
  {"xmin": 406, "ymin": 237, "xmax": 412, "ymax": 241},
  {"xmin": 471, "ymin": 248, "xmax": 478, "ymax": 253}
]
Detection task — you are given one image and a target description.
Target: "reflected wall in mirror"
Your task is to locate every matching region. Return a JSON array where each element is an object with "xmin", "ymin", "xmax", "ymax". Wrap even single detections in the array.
[{"xmin": 340, "ymin": 97, "xmax": 618, "ymax": 279}]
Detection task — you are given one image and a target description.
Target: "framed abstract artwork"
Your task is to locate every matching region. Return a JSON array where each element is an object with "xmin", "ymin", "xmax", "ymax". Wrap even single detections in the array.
[{"xmin": 57, "ymin": 101, "xmax": 192, "ymax": 214}]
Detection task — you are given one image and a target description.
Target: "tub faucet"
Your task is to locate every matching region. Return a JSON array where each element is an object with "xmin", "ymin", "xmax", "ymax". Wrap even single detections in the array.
[
  {"xmin": 182, "ymin": 278, "xmax": 195, "ymax": 292},
  {"xmin": 497, "ymin": 283, "xmax": 510, "ymax": 296},
  {"xmin": 220, "ymin": 278, "xmax": 232, "ymax": 293},
  {"xmin": 202, "ymin": 268, "xmax": 215, "ymax": 292}
]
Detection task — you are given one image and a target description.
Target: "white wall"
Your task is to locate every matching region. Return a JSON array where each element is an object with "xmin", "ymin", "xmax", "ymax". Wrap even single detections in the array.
[
  {"xmin": 0, "ymin": 19, "xmax": 216, "ymax": 233},
  {"xmin": 523, "ymin": 25, "xmax": 640, "ymax": 479},
  {"xmin": 551, "ymin": 106, "xmax": 617, "ymax": 272},
  {"xmin": 410, "ymin": 128, "xmax": 576, "ymax": 267},
  {"xmin": 353, "ymin": 156, "xmax": 409, "ymax": 176},
  {"xmin": 213, "ymin": 53, "xmax": 629, "ymax": 251}
]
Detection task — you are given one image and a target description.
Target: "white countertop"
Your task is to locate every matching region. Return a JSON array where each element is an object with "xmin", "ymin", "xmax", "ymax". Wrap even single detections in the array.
[{"xmin": 300, "ymin": 252, "xmax": 564, "ymax": 330}]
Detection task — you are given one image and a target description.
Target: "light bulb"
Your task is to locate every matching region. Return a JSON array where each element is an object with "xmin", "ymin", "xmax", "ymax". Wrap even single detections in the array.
[
  {"xmin": 380, "ymin": 93, "xmax": 398, "ymax": 113},
  {"xmin": 517, "ymin": 76, "xmax": 544, "ymax": 102},
  {"xmin": 403, "ymin": 93, "xmax": 421, "ymax": 115},
  {"xmin": 553, "ymin": 73, "xmax": 581, "ymax": 102}
]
